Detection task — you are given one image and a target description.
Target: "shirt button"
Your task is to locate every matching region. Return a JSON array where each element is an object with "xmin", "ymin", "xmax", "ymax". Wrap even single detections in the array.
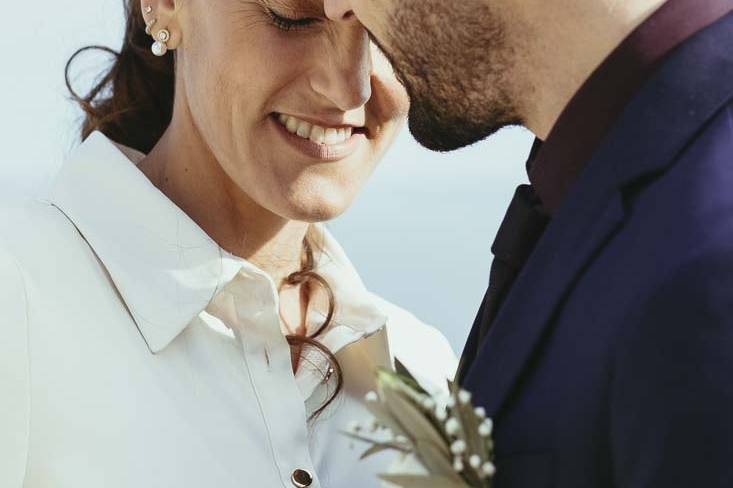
[{"xmin": 291, "ymin": 468, "xmax": 313, "ymax": 487}]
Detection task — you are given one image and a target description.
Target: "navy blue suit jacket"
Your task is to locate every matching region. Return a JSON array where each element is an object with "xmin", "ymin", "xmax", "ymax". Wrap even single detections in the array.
[{"xmin": 462, "ymin": 12, "xmax": 733, "ymax": 488}]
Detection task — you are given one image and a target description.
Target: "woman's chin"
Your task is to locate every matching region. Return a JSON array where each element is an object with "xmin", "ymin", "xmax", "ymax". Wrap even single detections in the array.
[
  {"xmin": 285, "ymin": 202, "xmax": 349, "ymax": 224},
  {"xmin": 250, "ymin": 174, "xmax": 368, "ymax": 224},
  {"xmin": 279, "ymin": 193, "xmax": 354, "ymax": 224}
]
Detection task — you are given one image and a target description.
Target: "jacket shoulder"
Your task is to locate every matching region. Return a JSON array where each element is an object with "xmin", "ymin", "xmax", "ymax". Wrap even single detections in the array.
[
  {"xmin": 626, "ymin": 103, "xmax": 733, "ymax": 249},
  {"xmin": 610, "ymin": 243, "xmax": 733, "ymax": 486}
]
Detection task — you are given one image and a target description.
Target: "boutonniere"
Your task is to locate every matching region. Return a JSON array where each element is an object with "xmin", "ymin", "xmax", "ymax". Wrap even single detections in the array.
[{"xmin": 344, "ymin": 360, "xmax": 496, "ymax": 488}]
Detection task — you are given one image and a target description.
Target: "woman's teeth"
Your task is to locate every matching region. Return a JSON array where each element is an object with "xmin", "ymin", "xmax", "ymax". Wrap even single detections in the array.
[{"xmin": 277, "ymin": 114, "xmax": 353, "ymax": 145}]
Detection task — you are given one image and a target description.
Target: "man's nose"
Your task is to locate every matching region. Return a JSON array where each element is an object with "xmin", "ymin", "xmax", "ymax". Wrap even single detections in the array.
[
  {"xmin": 324, "ymin": 0, "xmax": 355, "ymax": 22},
  {"xmin": 310, "ymin": 28, "xmax": 372, "ymax": 112}
]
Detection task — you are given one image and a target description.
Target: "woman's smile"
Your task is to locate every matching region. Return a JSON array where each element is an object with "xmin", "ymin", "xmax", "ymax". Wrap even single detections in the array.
[{"xmin": 271, "ymin": 112, "xmax": 369, "ymax": 162}]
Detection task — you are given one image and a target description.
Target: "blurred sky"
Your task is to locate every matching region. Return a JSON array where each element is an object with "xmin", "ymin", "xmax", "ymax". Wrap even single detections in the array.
[{"xmin": 0, "ymin": 0, "xmax": 533, "ymax": 353}]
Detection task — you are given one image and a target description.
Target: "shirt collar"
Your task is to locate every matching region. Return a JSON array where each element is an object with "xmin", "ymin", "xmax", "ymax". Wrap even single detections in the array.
[
  {"xmin": 528, "ymin": 0, "xmax": 733, "ymax": 213},
  {"xmin": 48, "ymin": 131, "xmax": 387, "ymax": 354}
]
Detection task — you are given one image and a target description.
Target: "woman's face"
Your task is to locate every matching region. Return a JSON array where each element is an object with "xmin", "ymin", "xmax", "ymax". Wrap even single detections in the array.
[{"xmin": 173, "ymin": 0, "xmax": 409, "ymax": 223}]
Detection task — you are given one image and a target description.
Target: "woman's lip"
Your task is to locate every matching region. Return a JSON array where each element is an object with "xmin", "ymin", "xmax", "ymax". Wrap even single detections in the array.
[
  {"xmin": 270, "ymin": 115, "xmax": 366, "ymax": 162},
  {"xmin": 276, "ymin": 112, "xmax": 365, "ymax": 131}
]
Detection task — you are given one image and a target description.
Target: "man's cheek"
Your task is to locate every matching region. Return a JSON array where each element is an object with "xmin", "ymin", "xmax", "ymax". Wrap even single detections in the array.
[
  {"xmin": 371, "ymin": 46, "xmax": 409, "ymax": 116},
  {"xmin": 362, "ymin": 6, "xmax": 386, "ymax": 36}
]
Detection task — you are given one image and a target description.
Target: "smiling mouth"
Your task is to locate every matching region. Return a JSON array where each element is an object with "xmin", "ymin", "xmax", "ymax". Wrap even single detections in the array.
[{"xmin": 274, "ymin": 113, "xmax": 368, "ymax": 145}]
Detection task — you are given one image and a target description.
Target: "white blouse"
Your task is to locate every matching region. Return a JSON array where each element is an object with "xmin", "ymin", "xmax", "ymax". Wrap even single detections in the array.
[{"xmin": 0, "ymin": 131, "xmax": 457, "ymax": 488}]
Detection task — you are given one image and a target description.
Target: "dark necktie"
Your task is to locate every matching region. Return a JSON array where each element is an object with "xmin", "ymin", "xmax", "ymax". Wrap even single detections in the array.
[{"xmin": 455, "ymin": 184, "xmax": 550, "ymax": 384}]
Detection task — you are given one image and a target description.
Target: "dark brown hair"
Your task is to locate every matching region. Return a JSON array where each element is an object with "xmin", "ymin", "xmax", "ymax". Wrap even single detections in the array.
[
  {"xmin": 65, "ymin": 1, "xmax": 174, "ymax": 154},
  {"xmin": 65, "ymin": 0, "xmax": 343, "ymax": 420}
]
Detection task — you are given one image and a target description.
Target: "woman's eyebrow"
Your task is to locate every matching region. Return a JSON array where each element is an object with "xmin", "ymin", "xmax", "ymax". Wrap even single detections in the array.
[{"xmin": 262, "ymin": 0, "xmax": 325, "ymax": 16}]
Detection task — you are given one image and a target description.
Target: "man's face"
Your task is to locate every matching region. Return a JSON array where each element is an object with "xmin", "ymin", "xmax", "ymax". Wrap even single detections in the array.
[{"xmin": 325, "ymin": 0, "xmax": 524, "ymax": 152}]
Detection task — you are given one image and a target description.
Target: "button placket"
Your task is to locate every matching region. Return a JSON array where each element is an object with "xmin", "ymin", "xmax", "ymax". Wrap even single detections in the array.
[{"xmin": 223, "ymin": 269, "xmax": 320, "ymax": 488}]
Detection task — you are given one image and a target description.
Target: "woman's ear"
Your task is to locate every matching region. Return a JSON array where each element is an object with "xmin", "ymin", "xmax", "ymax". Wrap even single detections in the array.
[{"xmin": 140, "ymin": 0, "xmax": 182, "ymax": 54}]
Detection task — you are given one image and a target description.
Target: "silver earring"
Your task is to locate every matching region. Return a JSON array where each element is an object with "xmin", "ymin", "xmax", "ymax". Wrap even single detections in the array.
[
  {"xmin": 144, "ymin": 5, "xmax": 153, "ymax": 14},
  {"xmin": 151, "ymin": 28, "xmax": 170, "ymax": 56}
]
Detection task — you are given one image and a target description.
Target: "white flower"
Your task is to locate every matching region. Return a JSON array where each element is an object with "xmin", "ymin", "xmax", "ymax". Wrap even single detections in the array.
[
  {"xmin": 478, "ymin": 419, "xmax": 494, "ymax": 437},
  {"xmin": 435, "ymin": 406, "xmax": 448, "ymax": 421},
  {"xmin": 482, "ymin": 462, "xmax": 497, "ymax": 477},
  {"xmin": 445, "ymin": 417, "xmax": 461, "ymax": 436},
  {"xmin": 450, "ymin": 440, "xmax": 467, "ymax": 455},
  {"xmin": 458, "ymin": 390, "xmax": 472, "ymax": 405},
  {"xmin": 350, "ymin": 365, "xmax": 496, "ymax": 487}
]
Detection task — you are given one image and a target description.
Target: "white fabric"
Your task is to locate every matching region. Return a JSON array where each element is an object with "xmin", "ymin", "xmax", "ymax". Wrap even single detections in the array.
[{"xmin": 0, "ymin": 131, "xmax": 458, "ymax": 488}]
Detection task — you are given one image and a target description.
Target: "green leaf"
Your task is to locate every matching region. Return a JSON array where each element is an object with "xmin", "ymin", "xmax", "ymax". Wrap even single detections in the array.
[
  {"xmin": 360, "ymin": 443, "xmax": 395, "ymax": 460},
  {"xmin": 341, "ymin": 430, "xmax": 382, "ymax": 445},
  {"xmin": 341, "ymin": 431, "xmax": 411, "ymax": 457},
  {"xmin": 413, "ymin": 439, "xmax": 463, "ymax": 482},
  {"xmin": 378, "ymin": 474, "xmax": 470, "ymax": 488},
  {"xmin": 377, "ymin": 368, "xmax": 402, "ymax": 388},
  {"xmin": 394, "ymin": 358, "xmax": 412, "ymax": 379},
  {"xmin": 382, "ymin": 386, "xmax": 450, "ymax": 456},
  {"xmin": 448, "ymin": 381, "xmax": 493, "ymax": 463},
  {"xmin": 363, "ymin": 397, "xmax": 408, "ymax": 438},
  {"xmin": 394, "ymin": 358, "xmax": 430, "ymax": 395}
]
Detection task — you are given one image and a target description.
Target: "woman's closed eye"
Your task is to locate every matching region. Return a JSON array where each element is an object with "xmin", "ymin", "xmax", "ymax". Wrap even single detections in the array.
[{"xmin": 266, "ymin": 7, "xmax": 322, "ymax": 32}]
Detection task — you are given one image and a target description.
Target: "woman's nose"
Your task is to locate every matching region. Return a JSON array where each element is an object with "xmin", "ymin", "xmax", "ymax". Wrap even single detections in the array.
[
  {"xmin": 324, "ymin": 0, "xmax": 355, "ymax": 22},
  {"xmin": 310, "ymin": 28, "xmax": 372, "ymax": 112}
]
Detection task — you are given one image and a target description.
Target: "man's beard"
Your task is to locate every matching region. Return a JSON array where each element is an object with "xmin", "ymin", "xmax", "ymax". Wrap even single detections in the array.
[{"xmin": 383, "ymin": 1, "xmax": 522, "ymax": 152}]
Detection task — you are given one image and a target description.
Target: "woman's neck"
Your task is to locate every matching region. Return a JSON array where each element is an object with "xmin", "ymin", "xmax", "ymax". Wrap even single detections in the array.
[{"xmin": 137, "ymin": 121, "xmax": 309, "ymax": 288}]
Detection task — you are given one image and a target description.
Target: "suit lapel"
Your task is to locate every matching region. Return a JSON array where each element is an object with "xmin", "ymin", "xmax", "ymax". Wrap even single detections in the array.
[
  {"xmin": 463, "ymin": 175, "xmax": 625, "ymax": 416},
  {"xmin": 464, "ymin": 11, "xmax": 733, "ymax": 417}
]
